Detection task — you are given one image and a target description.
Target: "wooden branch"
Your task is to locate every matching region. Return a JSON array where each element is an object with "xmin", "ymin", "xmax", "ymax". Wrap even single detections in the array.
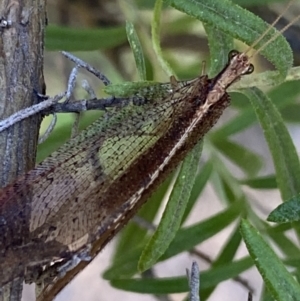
[{"xmin": 0, "ymin": 1, "xmax": 46, "ymax": 300}]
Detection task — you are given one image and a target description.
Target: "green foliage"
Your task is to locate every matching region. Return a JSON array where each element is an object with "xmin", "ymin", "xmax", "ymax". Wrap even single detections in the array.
[
  {"xmin": 41, "ymin": 0, "xmax": 300, "ymax": 300},
  {"xmin": 241, "ymin": 220, "xmax": 300, "ymax": 301},
  {"xmin": 126, "ymin": 21, "xmax": 147, "ymax": 80},
  {"xmin": 169, "ymin": 0, "xmax": 292, "ymax": 78},
  {"xmin": 110, "ymin": 257, "xmax": 253, "ymax": 293},
  {"xmin": 46, "ymin": 25, "xmax": 127, "ymax": 51},
  {"xmin": 268, "ymin": 195, "xmax": 300, "ymax": 223},
  {"xmin": 241, "ymin": 87, "xmax": 300, "ymax": 201},
  {"xmin": 138, "ymin": 141, "xmax": 203, "ymax": 272}
]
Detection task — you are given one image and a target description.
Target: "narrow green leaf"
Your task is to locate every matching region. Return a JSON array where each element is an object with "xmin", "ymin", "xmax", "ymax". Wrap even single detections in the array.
[
  {"xmin": 181, "ymin": 160, "xmax": 213, "ymax": 223},
  {"xmin": 126, "ymin": 21, "xmax": 147, "ymax": 80},
  {"xmin": 138, "ymin": 141, "xmax": 203, "ymax": 272},
  {"xmin": 215, "ymin": 226, "xmax": 242, "ymax": 265},
  {"xmin": 268, "ymin": 195, "xmax": 300, "ymax": 223},
  {"xmin": 210, "ymin": 171, "xmax": 229, "ymax": 204},
  {"xmin": 285, "ymin": 257, "xmax": 300, "ymax": 269},
  {"xmin": 200, "ymin": 257, "xmax": 254, "ymax": 288},
  {"xmin": 160, "ymin": 201, "xmax": 244, "ymax": 261},
  {"xmin": 103, "ymin": 247, "xmax": 143, "ymax": 280},
  {"xmin": 268, "ymin": 227, "xmax": 300, "ymax": 259},
  {"xmin": 110, "ymin": 257, "xmax": 252, "ymax": 294},
  {"xmin": 114, "ymin": 175, "xmax": 173, "ymax": 259},
  {"xmin": 165, "ymin": 15, "xmax": 196, "ymax": 35},
  {"xmin": 209, "ymin": 153, "xmax": 244, "ymax": 203},
  {"xmin": 214, "ymin": 80, "xmax": 300, "ymax": 138},
  {"xmin": 260, "ymin": 285, "xmax": 276, "ymax": 301},
  {"xmin": 204, "ymin": 24, "xmax": 233, "ymax": 78},
  {"xmin": 242, "ymin": 87, "xmax": 300, "ymax": 200},
  {"xmin": 270, "ymin": 223, "xmax": 292, "ymax": 233},
  {"xmin": 211, "ymin": 104, "xmax": 256, "ymax": 138},
  {"xmin": 240, "ymin": 219, "xmax": 300, "ymax": 301},
  {"xmin": 170, "ymin": 0, "xmax": 292, "ymax": 77},
  {"xmin": 233, "ymin": 0, "xmax": 281, "ymax": 6},
  {"xmin": 212, "ymin": 138, "xmax": 262, "ymax": 176},
  {"xmin": 152, "ymin": 0, "xmax": 174, "ymax": 76},
  {"xmin": 282, "ymin": 104, "xmax": 300, "ymax": 123},
  {"xmin": 46, "ymin": 25, "xmax": 127, "ymax": 51},
  {"xmin": 268, "ymin": 80, "xmax": 300, "ymax": 106},
  {"xmin": 240, "ymin": 175, "xmax": 277, "ymax": 189}
]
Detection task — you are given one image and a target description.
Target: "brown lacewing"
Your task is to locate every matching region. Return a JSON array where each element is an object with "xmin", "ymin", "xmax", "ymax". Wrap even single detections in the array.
[{"xmin": 0, "ymin": 2, "xmax": 298, "ymax": 300}]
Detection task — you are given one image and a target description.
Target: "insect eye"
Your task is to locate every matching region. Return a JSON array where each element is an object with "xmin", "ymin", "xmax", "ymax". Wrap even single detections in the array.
[
  {"xmin": 244, "ymin": 64, "xmax": 254, "ymax": 75},
  {"xmin": 228, "ymin": 50, "xmax": 239, "ymax": 60}
]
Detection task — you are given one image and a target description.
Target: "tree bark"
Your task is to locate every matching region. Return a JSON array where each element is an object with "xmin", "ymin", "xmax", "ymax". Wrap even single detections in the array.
[{"xmin": 0, "ymin": 0, "xmax": 46, "ymax": 300}]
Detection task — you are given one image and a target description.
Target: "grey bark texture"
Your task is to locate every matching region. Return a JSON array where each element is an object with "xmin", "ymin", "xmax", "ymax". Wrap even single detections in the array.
[{"xmin": 0, "ymin": 1, "xmax": 46, "ymax": 300}]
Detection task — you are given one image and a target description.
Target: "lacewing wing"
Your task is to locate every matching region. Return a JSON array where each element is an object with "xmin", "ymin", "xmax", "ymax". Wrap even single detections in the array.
[{"xmin": 0, "ymin": 49, "xmax": 254, "ymax": 300}]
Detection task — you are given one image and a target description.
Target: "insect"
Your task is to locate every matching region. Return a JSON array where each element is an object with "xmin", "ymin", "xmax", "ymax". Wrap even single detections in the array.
[{"xmin": 0, "ymin": 1, "xmax": 298, "ymax": 301}]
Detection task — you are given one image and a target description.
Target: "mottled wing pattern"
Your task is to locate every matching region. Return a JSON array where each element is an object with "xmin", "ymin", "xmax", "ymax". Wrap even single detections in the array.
[
  {"xmin": 38, "ymin": 76, "xmax": 232, "ymax": 301},
  {"xmin": 0, "ymin": 76, "xmax": 206, "ymax": 292}
]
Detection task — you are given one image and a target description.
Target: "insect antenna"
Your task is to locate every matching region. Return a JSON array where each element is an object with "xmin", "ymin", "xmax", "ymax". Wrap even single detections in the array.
[{"xmin": 244, "ymin": 0, "xmax": 300, "ymax": 58}]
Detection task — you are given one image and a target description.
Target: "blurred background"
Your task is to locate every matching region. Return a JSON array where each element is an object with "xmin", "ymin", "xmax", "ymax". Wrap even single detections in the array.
[{"xmin": 23, "ymin": 0, "xmax": 300, "ymax": 300}]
